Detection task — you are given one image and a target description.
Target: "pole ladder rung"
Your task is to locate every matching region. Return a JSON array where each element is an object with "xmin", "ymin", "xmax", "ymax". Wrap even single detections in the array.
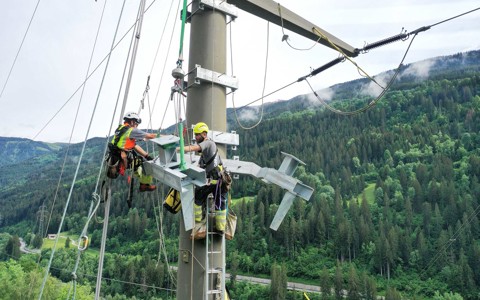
[
  {"xmin": 207, "ymin": 231, "xmax": 223, "ymax": 235},
  {"xmin": 208, "ymin": 268, "xmax": 223, "ymax": 274}
]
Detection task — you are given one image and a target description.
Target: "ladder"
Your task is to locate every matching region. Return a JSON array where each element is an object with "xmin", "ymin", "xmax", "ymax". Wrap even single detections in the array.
[{"xmin": 204, "ymin": 196, "xmax": 226, "ymax": 300}]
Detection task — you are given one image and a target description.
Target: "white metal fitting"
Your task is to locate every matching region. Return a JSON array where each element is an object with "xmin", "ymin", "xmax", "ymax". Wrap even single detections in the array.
[{"xmin": 172, "ymin": 67, "xmax": 185, "ymax": 79}]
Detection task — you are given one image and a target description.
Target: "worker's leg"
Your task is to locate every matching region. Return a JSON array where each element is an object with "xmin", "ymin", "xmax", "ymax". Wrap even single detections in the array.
[
  {"xmin": 194, "ymin": 186, "xmax": 212, "ymax": 222},
  {"xmin": 214, "ymin": 183, "xmax": 227, "ymax": 232},
  {"xmin": 136, "ymin": 162, "xmax": 156, "ymax": 192}
]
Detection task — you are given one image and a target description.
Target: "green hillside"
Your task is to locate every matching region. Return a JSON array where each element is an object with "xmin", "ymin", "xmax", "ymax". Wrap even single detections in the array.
[{"xmin": 1, "ymin": 50, "xmax": 480, "ymax": 299}]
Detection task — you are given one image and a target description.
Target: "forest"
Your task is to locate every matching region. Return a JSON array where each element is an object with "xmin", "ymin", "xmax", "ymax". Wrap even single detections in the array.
[{"xmin": 1, "ymin": 50, "xmax": 480, "ymax": 299}]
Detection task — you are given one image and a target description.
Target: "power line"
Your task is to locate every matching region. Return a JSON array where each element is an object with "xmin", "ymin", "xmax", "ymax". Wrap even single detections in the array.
[
  {"xmin": 0, "ymin": 0, "xmax": 41, "ymax": 100},
  {"xmin": 30, "ymin": 0, "xmax": 159, "ymax": 141},
  {"xmin": 47, "ymin": 266, "xmax": 177, "ymax": 293},
  {"xmin": 227, "ymin": 6, "xmax": 480, "ymax": 120}
]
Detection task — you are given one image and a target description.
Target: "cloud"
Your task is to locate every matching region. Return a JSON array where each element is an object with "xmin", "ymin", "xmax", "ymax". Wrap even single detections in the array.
[
  {"xmin": 402, "ymin": 59, "xmax": 436, "ymax": 79},
  {"xmin": 359, "ymin": 71, "xmax": 393, "ymax": 97},
  {"xmin": 304, "ymin": 88, "xmax": 335, "ymax": 107},
  {"xmin": 236, "ymin": 106, "xmax": 262, "ymax": 122}
]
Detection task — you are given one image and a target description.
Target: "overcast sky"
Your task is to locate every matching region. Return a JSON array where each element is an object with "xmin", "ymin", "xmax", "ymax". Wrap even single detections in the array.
[{"xmin": 0, "ymin": 0, "xmax": 479, "ymax": 142}]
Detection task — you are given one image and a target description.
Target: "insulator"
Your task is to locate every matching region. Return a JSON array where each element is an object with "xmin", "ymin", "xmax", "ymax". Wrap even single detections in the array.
[{"xmin": 172, "ymin": 67, "xmax": 185, "ymax": 79}]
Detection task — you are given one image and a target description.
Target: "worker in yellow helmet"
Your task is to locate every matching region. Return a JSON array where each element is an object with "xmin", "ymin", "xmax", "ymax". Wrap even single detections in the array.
[{"xmin": 181, "ymin": 122, "xmax": 228, "ymax": 237}]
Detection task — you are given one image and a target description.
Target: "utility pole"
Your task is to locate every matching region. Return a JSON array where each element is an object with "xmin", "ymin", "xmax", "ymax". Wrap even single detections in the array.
[
  {"xmin": 178, "ymin": 0, "xmax": 228, "ymax": 298},
  {"xmin": 170, "ymin": 1, "xmax": 355, "ymax": 299}
]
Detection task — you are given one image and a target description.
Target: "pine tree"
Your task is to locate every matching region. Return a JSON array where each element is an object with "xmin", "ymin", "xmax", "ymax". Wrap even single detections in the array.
[
  {"xmin": 4, "ymin": 235, "xmax": 21, "ymax": 260},
  {"xmin": 347, "ymin": 265, "xmax": 360, "ymax": 300},
  {"xmin": 334, "ymin": 262, "xmax": 343, "ymax": 300},
  {"xmin": 32, "ymin": 234, "xmax": 43, "ymax": 249},
  {"xmin": 270, "ymin": 263, "xmax": 287, "ymax": 300},
  {"xmin": 319, "ymin": 266, "xmax": 331, "ymax": 298}
]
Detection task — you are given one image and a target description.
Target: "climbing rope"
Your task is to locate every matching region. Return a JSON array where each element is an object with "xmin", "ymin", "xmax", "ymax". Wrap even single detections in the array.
[
  {"xmin": 277, "ymin": 3, "xmax": 321, "ymax": 51},
  {"xmin": 151, "ymin": 0, "xmax": 181, "ymax": 131},
  {"xmin": 94, "ymin": 1, "xmax": 148, "ymax": 298},
  {"xmin": 118, "ymin": 0, "xmax": 147, "ymax": 125},
  {"xmin": 231, "ymin": 21, "xmax": 270, "ymax": 130}
]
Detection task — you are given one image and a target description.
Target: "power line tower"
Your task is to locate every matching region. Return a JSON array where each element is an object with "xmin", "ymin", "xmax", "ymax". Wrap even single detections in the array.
[
  {"xmin": 147, "ymin": 0, "xmax": 355, "ymax": 299},
  {"xmin": 36, "ymin": 205, "xmax": 48, "ymax": 238}
]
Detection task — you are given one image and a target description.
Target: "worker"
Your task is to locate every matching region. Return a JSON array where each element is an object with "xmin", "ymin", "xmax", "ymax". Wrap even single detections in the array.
[
  {"xmin": 109, "ymin": 112, "xmax": 157, "ymax": 192},
  {"xmin": 180, "ymin": 122, "xmax": 228, "ymax": 236}
]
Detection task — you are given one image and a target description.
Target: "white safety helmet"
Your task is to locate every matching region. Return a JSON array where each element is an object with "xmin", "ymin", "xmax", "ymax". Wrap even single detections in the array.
[{"xmin": 123, "ymin": 112, "xmax": 141, "ymax": 124}]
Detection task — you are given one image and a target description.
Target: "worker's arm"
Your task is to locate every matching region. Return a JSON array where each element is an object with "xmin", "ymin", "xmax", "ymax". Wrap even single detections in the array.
[
  {"xmin": 178, "ymin": 144, "xmax": 201, "ymax": 152},
  {"xmin": 134, "ymin": 145, "xmax": 154, "ymax": 160},
  {"xmin": 134, "ymin": 145, "xmax": 149, "ymax": 158},
  {"xmin": 144, "ymin": 133, "xmax": 157, "ymax": 140}
]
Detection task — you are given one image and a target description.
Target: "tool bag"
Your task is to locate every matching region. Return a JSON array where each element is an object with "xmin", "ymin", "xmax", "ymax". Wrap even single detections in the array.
[
  {"xmin": 225, "ymin": 208, "xmax": 237, "ymax": 240},
  {"xmin": 106, "ymin": 144, "xmax": 121, "ymax": 179},
  {"xmin": 220, "ymin": 169, "xmax": 232, "ymax": 192},
  {"xmin": 163, "ymin": 188, "xmax": 182, "ymax": 214}
]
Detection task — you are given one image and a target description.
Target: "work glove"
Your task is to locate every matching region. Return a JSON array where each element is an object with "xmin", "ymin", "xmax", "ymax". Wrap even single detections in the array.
[{"xmin": 145, "ymin": 154, "xmax": 154, "ymax": 161}]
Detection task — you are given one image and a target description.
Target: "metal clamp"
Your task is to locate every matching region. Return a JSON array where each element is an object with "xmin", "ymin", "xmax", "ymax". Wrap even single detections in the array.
[
  {"xmin": 193, "ymin": 65, "xmax": 239, "ymax": 91},
  {"xmin": 199, "ymin": 0, "xmax": 238, "ymax": 19}
]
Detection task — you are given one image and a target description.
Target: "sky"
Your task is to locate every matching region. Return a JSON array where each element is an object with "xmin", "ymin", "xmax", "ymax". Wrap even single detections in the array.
[{"xmin": 0, "ymin": 0, "xmax": 479, "ymax": 143}]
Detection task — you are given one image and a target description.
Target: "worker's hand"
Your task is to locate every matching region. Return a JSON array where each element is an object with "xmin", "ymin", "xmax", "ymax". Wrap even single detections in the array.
[
  {"xmin": 145, "ymin": 153, "xmax": 154, "ymax": 161},
  {"xmin": 145, "ymin": 133, "xmax": 157, "ymax": 140}
]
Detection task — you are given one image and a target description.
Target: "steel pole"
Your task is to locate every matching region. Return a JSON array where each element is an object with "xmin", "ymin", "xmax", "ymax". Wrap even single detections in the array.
[{"xmin": 177, "ymin": 1, "xmax": 227, "ymax": 299}]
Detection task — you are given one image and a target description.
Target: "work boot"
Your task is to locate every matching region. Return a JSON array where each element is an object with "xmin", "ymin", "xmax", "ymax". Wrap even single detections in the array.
[
  {"xmin": 191, "ymin": 219, "xmax": 206, "ymax": 240},
  {"xmin": 139, "ymin": 184, "xmax": 156, "ymax": 192}
]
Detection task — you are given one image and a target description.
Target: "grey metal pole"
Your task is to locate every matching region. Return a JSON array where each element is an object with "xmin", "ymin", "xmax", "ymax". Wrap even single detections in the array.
[{"xmin": 177, "ymin": 0, "xmax": 227, "ymax": 299}]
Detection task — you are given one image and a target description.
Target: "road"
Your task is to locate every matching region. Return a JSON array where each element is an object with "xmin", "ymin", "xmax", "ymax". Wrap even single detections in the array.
[
  {"xmin": 19, "ymin": 238, "xmax": 41, "ymax": 254},
  {"xmin": 232, "ymin": 274, "xmax": 320, "ymax": 293}
]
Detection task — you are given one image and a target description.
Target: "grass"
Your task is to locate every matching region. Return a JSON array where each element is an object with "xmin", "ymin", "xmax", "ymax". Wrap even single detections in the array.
[
  {"xmin": 230, "ymin": 195, "xmax": 255, "ymax": 206},
  {"xmin": 363, "ymin": 183, "xmax": 376, "ymax": 204},
  {"xmin": 42, "ymin": 232, "xmax": 98, "ymax": 256},
  {"xmin": 348, "ymin": 182, "xmax": 376, "ymax": 205}
]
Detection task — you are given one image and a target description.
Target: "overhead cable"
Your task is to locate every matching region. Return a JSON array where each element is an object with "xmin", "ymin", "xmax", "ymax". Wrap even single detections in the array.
[
  {"xmin": 68, "ymin": 0, "xmax": 130, "ymax": 293},
  {"xmin": 41, "ymin": 5, "xmax": 110, "ymax": 282},
  {"xmin": 306, "ymin": 33, "xmax": 418, "ymax": 116},
  {"xmin": 31, "ymin": 0, "xmax": 159, "ymax": 141},
  {"xmin": 37, "ymin": 0, "xmax": 128, "ymax": 298},
  {"xmin": 0, "ymin": 0, "xmax": 41, "ymax": 100},
  {"xmin": 229, "ymin": 6, "xmax": 480, "ymax": 119}
]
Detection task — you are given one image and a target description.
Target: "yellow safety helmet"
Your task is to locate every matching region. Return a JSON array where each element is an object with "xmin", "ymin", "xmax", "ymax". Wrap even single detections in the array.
[{"xmin": 193, "ymin": 122, "xmax": 209, "ymax": 134}]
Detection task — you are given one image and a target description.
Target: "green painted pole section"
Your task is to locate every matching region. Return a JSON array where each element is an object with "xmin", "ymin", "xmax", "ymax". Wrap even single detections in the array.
[
  {"xmin": 178, "ymin": 121, "xmax": 186, "ymax": 170},
  {"xmin": 178, "ymin": 0, "xmax": 188, "ymax": 64},
  {"xmin": 177, "ymin": 0, "xmax": 188, "ymax": 170},
  {"xmin": 178, "ymin": 0, "xmax": 227, "ymax": 299}
]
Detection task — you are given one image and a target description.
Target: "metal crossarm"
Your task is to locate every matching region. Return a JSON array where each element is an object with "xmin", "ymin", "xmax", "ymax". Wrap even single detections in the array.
[{"xmin": 144, "ymin": 135, "xmax": 207, "ymax": 231}]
